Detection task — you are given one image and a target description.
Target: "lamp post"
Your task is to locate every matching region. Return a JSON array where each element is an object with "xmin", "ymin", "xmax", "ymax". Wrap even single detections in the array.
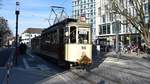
[
  {"xmin": 148, "ymin": 0, "xmax": 150, "ymax": 59},
  {"xmin": 114, "ymin": 14, "xmax": 120, "ymax": 54},
  {"xmin": 115, "ymin": 21, "xmax": 119, "ymax": 53},
  {"xmin": 15, "ymin": 0, "xmax": 20, "ymax": 65}
]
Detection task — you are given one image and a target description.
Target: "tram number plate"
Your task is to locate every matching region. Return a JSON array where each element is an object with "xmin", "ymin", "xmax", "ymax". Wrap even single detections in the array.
[{"xmin": 82, "ymin": 46, "xmax": 86, "ymax": 50}]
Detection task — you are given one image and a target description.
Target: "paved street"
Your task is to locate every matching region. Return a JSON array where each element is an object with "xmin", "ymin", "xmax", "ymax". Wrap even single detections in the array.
[
  {"xmin": 1, "ymin": 48, "xmax": 150, "ymax": 84},
  {"xmin": 36, "ymin": 53, "xmax": 150, "ymax": 84},
  {"xmin": 0, "ymin": 48, "xmax": 66, "ymax": 84},
  {"xmin": 1, "ymin": 0, "xmax": 150, "ymax": 84},
  {"xmin": 0, "ymin": 48, "xmax": 14, "ymax": 67}
]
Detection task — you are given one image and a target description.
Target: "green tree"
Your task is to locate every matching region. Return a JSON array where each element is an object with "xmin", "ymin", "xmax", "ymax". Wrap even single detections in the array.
[{"xmin": 109, "ymin": 0, "xmax": 150, "ymax": 48}]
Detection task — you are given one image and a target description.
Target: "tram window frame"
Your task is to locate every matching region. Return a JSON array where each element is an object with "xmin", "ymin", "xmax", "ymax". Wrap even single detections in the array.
[
  {"xmin": 52, "ymin": 30, "xmax": 57, "ymax": 44},
  {"xmin": 70, "ymin": 26, "xmax": 77, "ymax": 43},
  {"xmin": 64, "ymin": 27, "xmax": 69, "ymax": 43},
  {"xmin": 78, "ymin": 28, "xmax": 89, "ymax": 44}
]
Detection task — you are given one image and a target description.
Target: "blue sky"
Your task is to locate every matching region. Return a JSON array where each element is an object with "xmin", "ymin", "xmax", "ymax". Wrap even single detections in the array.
[{"xmin": 0, "ymin": 0, "xmax": 72, "ymax": 35}]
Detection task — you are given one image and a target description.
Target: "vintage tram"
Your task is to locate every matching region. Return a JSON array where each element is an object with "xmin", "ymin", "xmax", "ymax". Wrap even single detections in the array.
[{"xmin": 31, "ymin": 18, "xmax": 92, "ymax": 68}]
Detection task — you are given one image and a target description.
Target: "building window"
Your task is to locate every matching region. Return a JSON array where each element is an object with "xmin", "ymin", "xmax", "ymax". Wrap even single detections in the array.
[
  {"xmin": 129, "ymin": 0, "xmax": 133, "ymax": 6},
  {"xmin": 112, "ymin": 22, "xmax": 116, "ymax": 34},
  {"xmin": 103, "ymin": 24, "xmax": 106, "ymax": 34},
  {"xmin": 99, "ymin": 25, "xmax": 102, "ymax": 34},
  {"xmin": 91, "ymin": 5, "xmax": 93, "ymax": 8},
  {"xmin": 109, "ymin": 13, "xmax": 113, "ymax": 21},
  {"xmin": 102, "ymin": 15, "xmax": 106, "ymax": 23},
  {"xmin": 107, "ymin": 24, "xmax": 110, "ymax": 34},
  {"xmin": 112, "ymin": 21, "xmax": 121, "ymax": 34},
  {"xmin": 98, "ymin": 7, "xmax": 101, "ymax": 16},
  {"xmin": 144, "ymin": 3, "xmax": 148, "ymax": 13},
  {"xmin": 99, "ymin": 23, "xmax": 110, "ymax": 35},
  {"xmin": 144, "ymin": 16, "xmax": 149, "ymax": 23},
  {"xmin": 104, "ymin": 5, "xmax": 108, "ymax": 11},
  {"xmin": 123, "ymin": 20, "xmax": 127, "ymax": 33}
]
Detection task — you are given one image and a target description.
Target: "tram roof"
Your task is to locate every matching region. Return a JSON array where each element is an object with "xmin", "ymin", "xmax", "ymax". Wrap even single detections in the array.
[{"xmin": 43, "ymin": 18, "xmax": 77, "ymax": 32}]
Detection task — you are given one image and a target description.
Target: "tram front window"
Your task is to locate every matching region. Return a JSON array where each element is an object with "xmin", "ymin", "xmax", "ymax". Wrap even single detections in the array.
[
  {"xmin": 70, "ymin": 26, "xmax": 76, "ymax": 43},
  {"xmin": 78, "ymin": 28, "xmax": 89, "ymax": 44}
]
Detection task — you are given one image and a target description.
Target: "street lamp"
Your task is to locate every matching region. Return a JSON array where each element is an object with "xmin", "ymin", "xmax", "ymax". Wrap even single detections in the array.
[
  {"xmin": 15, "ymin": 0, "xmax": 20, "ymax": 65},
  {"xmin": 114, "ymin": 14, "xmax": 120, "ymax": 54},
  {"xmin": 115, "ymin": 20, "xmax": 119, "ymax": 53}
]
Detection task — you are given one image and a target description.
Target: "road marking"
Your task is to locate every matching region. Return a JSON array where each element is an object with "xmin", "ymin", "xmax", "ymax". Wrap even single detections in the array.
[
  {"xmin": 23, "ymin": 58, "xmax": 30, "ymax": 69},
  {"xmin": 27, "ymin": 52, "xmax": 34, "ymax": 58},
  {"xmin": 58, "ymin": 75, "xmax": 68, "ymax": 82},
  {"xmin": 36, "ymin": 64, "xmax": 49, "ymax": 71}
]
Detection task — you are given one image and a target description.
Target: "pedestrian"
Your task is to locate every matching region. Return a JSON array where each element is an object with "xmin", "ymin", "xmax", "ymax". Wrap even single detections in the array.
[
  {"xmin": 143, "ymin": 44, "xmax": 146, "ymax": 52},
  {"xmin": 23, "ymin": 43, "xmax": 27, "ymax": 54},
  {"xmin": 19, "ymin": 43, "xmax": 24, "ymax": 54},
  {"xmin": 16, "ymin": 46, "xmax": 20, "ymax": 56},
  {"xmin": 19, "ymin": 43, "xmax": 27, "ymax": 55}
]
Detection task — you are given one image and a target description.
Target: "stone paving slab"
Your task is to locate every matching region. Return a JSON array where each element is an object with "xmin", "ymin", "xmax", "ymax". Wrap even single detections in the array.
[
  {"xmin": 2, "ymin": 68, "xmax": 46, "ymax": 84},
  {"xmin": 1, "ymin": 49, "xmax": 150, "ymax": 84},
  {"xmin": 96, "ymin": 57, "xmax": 150, "ymax": 84},
  {"xmin": 104, "ymin": 51, "xmax": 148, "ymax": 58},
  {"xmin": 36, "ymin": 56, "xmax": 150, "ymax": 84},
  {"xmin": 0, "ymin": 68, "xmax": 6, "ymax": 84}
]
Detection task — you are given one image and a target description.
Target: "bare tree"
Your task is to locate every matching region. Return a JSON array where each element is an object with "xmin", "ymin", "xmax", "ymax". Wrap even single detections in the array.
[
  {"xmin": 0, "ymin": 17, "xmax": 12, "ymax": 47},
  {"xmin": 109, "ymin": 0, "xmax": 150, "ymax": 48}
]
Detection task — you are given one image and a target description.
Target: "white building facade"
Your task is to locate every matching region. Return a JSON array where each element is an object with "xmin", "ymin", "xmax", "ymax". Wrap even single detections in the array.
[
  {"xmin": 95, "ymin": 0, "xmax": 149, "ymax": 51},
  {"xmin": 72, "ymin": 0, "xmax": 96, "ymax": 42},
  {"xmin": 21, "ymin": 28, "xmax": 43, "ymax": 47}
]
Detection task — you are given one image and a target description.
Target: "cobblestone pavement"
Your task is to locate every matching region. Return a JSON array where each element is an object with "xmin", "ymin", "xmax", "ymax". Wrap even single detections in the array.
[
  {"xmin": 37, "ymin": 52, "xmax": 150, "ymax": 84},
  {"xmin": 1, "ymin": 49, "xmax": 150, "ymax": 84},
  {"xmin": 0, "ymin": 50, "xmax": 64, "ymax": 84}
]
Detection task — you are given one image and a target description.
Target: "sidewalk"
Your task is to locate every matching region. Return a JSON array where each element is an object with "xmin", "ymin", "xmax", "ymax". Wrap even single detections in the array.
[
  {"xmin": 1, "ymin": 49, "xmax": 150, "ymax": 84},
  {"xmin": 37, "ymin": 52, "xmax": 150, "ymax": 84},
  {"xmin": 1, "ymin": 68, "xmax": 46, "ymax": 84},
  {"xmin": 101, "ymin": 51, "xmax": 148, "ymax": 59},
  {"xmin": 0, "ymin": 52, "xmax": 52, "ymax": 84},
  {"xmin": 0, "ymin": 47, "xmax": 3, "ymax": 51}
]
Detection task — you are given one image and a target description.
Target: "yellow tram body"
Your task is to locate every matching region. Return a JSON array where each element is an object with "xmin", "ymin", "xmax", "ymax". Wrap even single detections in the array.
[
  {"xmin": 65, "ymin": 44, "xmax": 92, "ymax": 64},
  {"xmin": 31, "ymin": 18, "xmax": 92, "ymax": 67}
]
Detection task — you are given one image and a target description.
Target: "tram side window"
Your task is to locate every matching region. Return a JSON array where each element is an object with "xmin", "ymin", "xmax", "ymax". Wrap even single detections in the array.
[
  {"xmin": 64, "ymin": 28, "xmax": 69, "ymax": 43},
  {"xmin": 70, "ymin": 26, "xmax": 76, "ymax": 43}
]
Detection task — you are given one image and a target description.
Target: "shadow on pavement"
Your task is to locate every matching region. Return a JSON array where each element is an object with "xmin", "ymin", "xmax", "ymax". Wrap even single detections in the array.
[
  {"xmin": 7, "ymin": 51, "xmax": 67, "ymax": 84},
  {"xmin": 87, "ymin": 45, "xmax": 107, "ymax": 70}
]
